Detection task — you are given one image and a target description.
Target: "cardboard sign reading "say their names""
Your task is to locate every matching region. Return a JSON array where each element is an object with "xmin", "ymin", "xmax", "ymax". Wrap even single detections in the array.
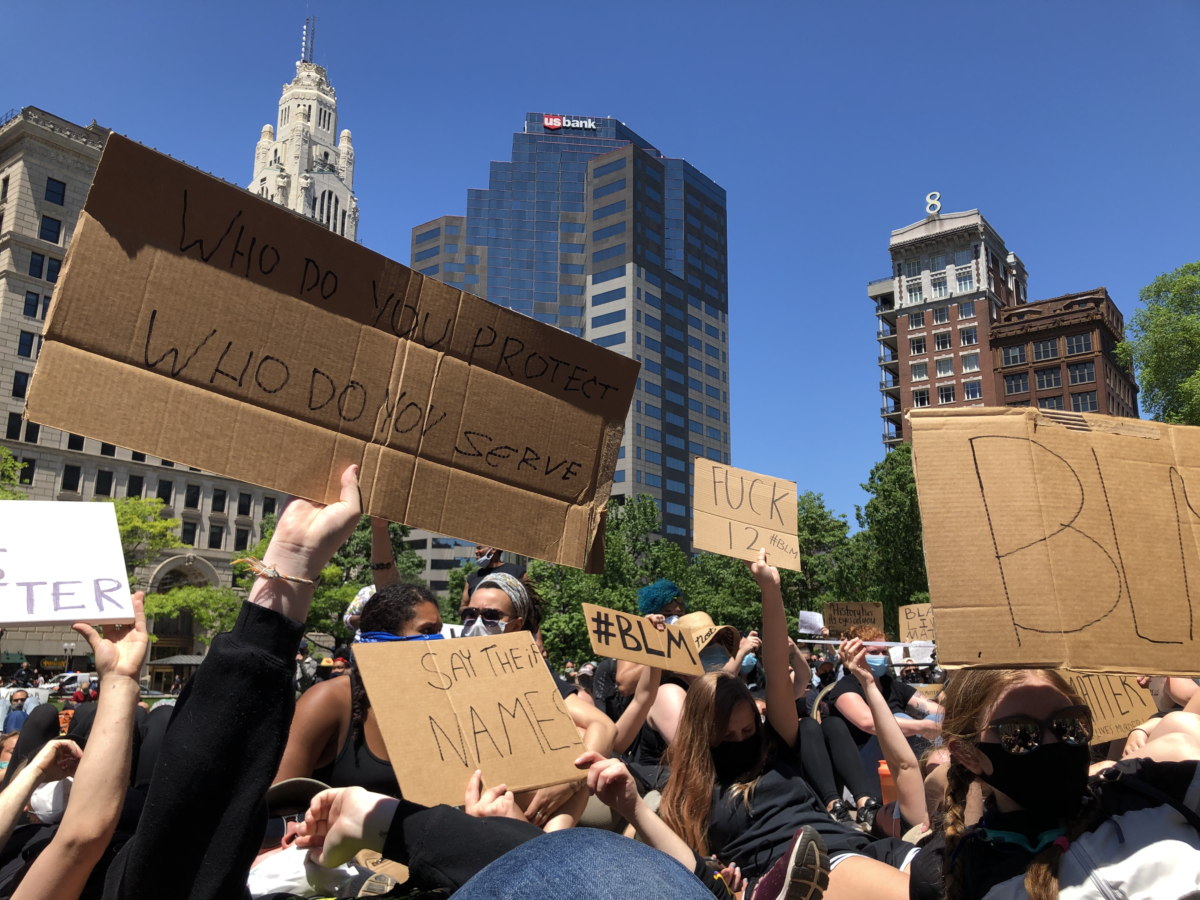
[
  {"xmin": 0, "ymin": 502, "xmax": 133, "ymax": 626},
  {"xmin": 355, "ymin": 632, "xmax": 584, "ymax": 808},
  {"xmin": 25, "ymin": 136, "xmax": 639, "ymax": 570},
  {"xmin": 692, "ymin": 459, "xmax": 801, "ymax": 571},
  {"xmin": 581, "ymin": 603, "xmax": 704, "ymax": 676}
]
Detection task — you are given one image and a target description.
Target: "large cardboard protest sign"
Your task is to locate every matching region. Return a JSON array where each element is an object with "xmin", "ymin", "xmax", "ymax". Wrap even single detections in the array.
[
  {"xmin": 25, "ymin": 136, "xmax": 638, "ymax": 569},
  {"xmin": 0, "ymin": 502, "xmax": 133, "ymax": 626},
  {"xmin": 823, "ymin": 602, "xmax": 885, "ymax": 634},
  {"xmin": 1063, "ymin": 670, "xmax": 1156, "ymax": 741},
  {"xmin": 355, "ymin": 632, "xmax": 583, "ymax": 807},
  {"xmin": 899, "ymin": 604, "xmax": 935, "ymax": 643},
  {"xmin": 911, "ymin": 408, "xmax": 1200, "ymax": 674},
  {"xmin": 581, "ymin": 603, "xmax": 703, "ymax": 675},
  {"xmin": 692, "ymin": 459, "xmax": 801, "ymax": 571}
]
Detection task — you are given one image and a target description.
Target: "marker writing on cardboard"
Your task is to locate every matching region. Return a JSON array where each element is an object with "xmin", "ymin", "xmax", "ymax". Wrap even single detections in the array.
[
  {"xmin": 589, "ymin": 609, "xmax": 697, "ymax": 665},
  {"xmin": 710, "ymin": 467, "xmax": 790, "ymax": 527}
]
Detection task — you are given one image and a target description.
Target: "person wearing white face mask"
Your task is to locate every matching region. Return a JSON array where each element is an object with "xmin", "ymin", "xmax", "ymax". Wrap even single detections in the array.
[
  {"xmin": 460, "ymin": 572, "xmax": 531, "ymax": 637},
  {"xmin": 461, "ymin": 546, "xmax": 527, "ymax": 608}
]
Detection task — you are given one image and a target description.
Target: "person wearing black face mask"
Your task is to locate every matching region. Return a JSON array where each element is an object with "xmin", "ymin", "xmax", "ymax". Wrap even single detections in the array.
[{"xmin": 909, "ymin": 668, "xmax": 1200, "ymax": 900}]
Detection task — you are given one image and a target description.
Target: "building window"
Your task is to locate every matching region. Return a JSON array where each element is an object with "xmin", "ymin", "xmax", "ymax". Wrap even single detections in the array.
[
  {"xmin": 1038, "ymin": 396, "xmax": 1065, "ymax": 411},
  {"xmin": 44, "ymin": 178, "xmax": 66, "ymax": 205},
  {"xmin": 23, "ymin": 423, "xmax": 39, "ymax": 444},
  {"xmin": 934, "ymin": 332, "xmax": 952, "ymax": 351},
  {"xmin": 960, "ymin": 327, "xmax": 978, "ymax": 346},
  {"xmin": 1065, "ymin": 333, "xmax": 1093, "ymax": 355},
  {"xmin": 909, "ymin": 337, "xmax": 926, "ymax": 355},
  {"xmin": 39, "ymin": 216, "xmax": 62, "ymax": 244},
  {"xmin": 931, "ymin": 277, "xmax": 947, "ymax": 298},
  {"xmin": 95, "ymin": 470, "xmax": 113, "ymax": 497},
  {"xmin": 234, "ymin": 528, "xmax": 250, "ymax": 552},
  {"xmin": 962, "ymin": 353, "xmax": 980, "ymax": 372},
  {"xmin": 17, "ymin": 332, "xmax": 34, "ymax": 358},
  {"xmin": 0, "ymin": 176, "xmax": 7, "ymax": 200},
  {"xmin": 1036, "ymin": 367, "xmax": 1062, "ymax": 391},
  {"xmin": 1005, "ymin": 373, "xmax": 1030, "ymax": 395},
  {"xmin": 156, "ymin": 480, "xmax": 174, "ymax": 505},
  {"xmin": 954, "ymin": 248, "xmax": 973, "ymax": 267},
  {"xmin": 932, "ymin": 306, "xmax": 949, "ymax": 324},
  {"xmin": 131, "ymin": 451, "xmax": 145, "ymax": 462},
  {"xmin": 1008, "ymin": 400, "xmax": 1031, "ymax": 407},
  {"xmin": 61, "ymin": 465, "xmax": 82, "ymax": 493},
  {"xmin": 262, "ymin": 496, "xmax": 277, "ymax": 517},
  {"xmin": 11, "ymin": 371, "xmax": 29, "ymax": 399},
  {"xmin": 911, "ymin": 363, "xmax": 928, "ymax": 381},
  {"xmin": 1071, "ymin": 391, "xmax": 1098, "ymax": 412},
  {"xmin": 238, "ymin": 492, "xmax": 253, "ymax": 516},
  {"xmin": 912, "ymin": 388, "xmax": 930, "ymax": 408},
  {"xmin": 29, "ymin": 253, "xmax": 45, "ymax": 279},
  {"xmin": 938, "ymin": 385, "xmax": 956, "ymax": 404},
  {"xmin": 1033, "ymin": 339, "xmax": 1059, "ymax": 361},
  {"xmin": 964, "ymin": 380, "xmax": 983, "ymax": 401},
  {"xmin": 1001, "ymin": 345, "xmax": 1027, "ymax": 366},
  {"xmin": 956, "ymin": 269, "xmax": 974, "ymax": 293},
  {"xmin": 126, "ymin": 474, "xmax": 144, "ymax": 498},
  {"xmin": 936, "ymin": 358, "xmax": 954, "ymax": 377},
  {"xmin": 18, "ymin": 459, "xmax": 35, "ymax": 486},
  {"xmin": 930, "ymin": 254, "xmax": 946, "ymax": 272},
  {"xmin": 908, "ymin": 311, "xmax": 924, "ymax": 329},
  {"xmin": 207, "ymin": 526, "xmax": 224, "ymax": 550},
  {"xmin": 1068, "ymin": 361, "xmax": 1096, "ymax": 385},
  {"xmin": 904, "ymin": 259, "xmax": 921, "ymax": 278},
  {"xmin": 907, "ymin": 283, "xmax": 923, "ymax": 304},
  {"xmin": 184, "ymin": 484, "xmax": 201, "ymax": 509},
  {"xmin": 181, "ymin": 522, "xmax": 197, "ymax": 546},
  {"xmin": 46, "ymin": 258, "xmax": 60, "ymax": 283},
  {"xmin": 67, "ymin": 433, "xmax": 84, "ymax": 451},
  {"xmin": 100, "ymin": 443, "xmax": 116, "ymax": 457},
  {"xmin": 5, "ymin": 414, "xmax": 19, "ymax": 442},
  {"xmin": 958, "ymin": 300, "xmax": 975, "ymax": 318},
  {"xmin": 23, "ymin": 292, "xmax": 39, "ymax": 317}
]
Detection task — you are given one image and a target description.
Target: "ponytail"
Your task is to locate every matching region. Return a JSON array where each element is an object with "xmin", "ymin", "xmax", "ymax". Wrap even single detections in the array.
[
  {"xmin": 1023, "ymin": 794, "xmax": 1099, "ymax": 900},
  {"xmin": 939, "ymin": 759, "xmax": 974, "ymax": 900}
]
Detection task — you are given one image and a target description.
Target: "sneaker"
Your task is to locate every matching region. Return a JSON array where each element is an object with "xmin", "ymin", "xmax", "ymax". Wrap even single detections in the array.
[
  {"xmin": 827, "ymin": 800, "xmax": 853, "ymax": 825},
  {"xmin": 750, "ymin": 824, "xmax": 830, "ymax": 900},
  {"xmin": 856, "ymin": 797, "xmax": 883, "ymax": 833}
]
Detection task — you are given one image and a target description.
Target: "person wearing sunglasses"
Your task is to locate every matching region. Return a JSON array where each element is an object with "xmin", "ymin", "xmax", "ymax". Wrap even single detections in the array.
[
  {"xmin": 460, "ymin": 572, "xmax": 531, "ymax": 637},
  {"xmin": 909, "ymin": 668, "xmax": 1200, "ymax": 900}
]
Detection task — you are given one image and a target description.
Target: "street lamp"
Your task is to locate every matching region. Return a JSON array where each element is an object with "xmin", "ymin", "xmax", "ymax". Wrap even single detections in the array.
[{"xmin": 63, "ymin": 642, "xmax": 75, "ymax": 672}]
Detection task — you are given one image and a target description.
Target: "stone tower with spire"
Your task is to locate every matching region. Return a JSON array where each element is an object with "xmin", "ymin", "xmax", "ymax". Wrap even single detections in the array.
[{"xmin": 249, "ymin": 17, "xmax": 358, "ymax": 240}]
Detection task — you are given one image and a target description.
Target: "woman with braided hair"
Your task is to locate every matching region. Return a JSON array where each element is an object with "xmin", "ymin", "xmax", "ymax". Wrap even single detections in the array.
[{"xmin": 908, "ymin": 668, "xmax": 1200, "ymax": 900}]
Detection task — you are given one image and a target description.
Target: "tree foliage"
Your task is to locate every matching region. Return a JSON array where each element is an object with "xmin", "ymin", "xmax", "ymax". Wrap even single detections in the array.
[
  {"xmin": 102, "ymin": 496, "xmax": 184, "ymax": 585},
  {"xmin": 0, "ymin": 447, "xmax": 25, "ymax": 500},
  {"xmin": 142, "ymin": 585, "xmax": 244, "ymax": 646},
  {"xmin": 1116, "ymin": 262, "xmax": 1200, "ymax": 423}
]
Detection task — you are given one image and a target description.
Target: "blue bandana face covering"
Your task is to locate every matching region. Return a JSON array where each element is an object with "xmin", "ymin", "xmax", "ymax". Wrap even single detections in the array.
[{"xmin": 358, "ymin": 631, "xmax": 445, "ymax": 643}]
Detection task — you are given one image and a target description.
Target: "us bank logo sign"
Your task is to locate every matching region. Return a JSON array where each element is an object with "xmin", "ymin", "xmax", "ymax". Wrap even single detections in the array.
[{"xmin": 543, "ymin": 114, "xmax": 598, "ymax": 131}]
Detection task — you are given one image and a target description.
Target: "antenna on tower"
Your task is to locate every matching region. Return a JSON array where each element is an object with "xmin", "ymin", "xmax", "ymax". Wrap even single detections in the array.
[{"xmin": 301, "ymin": 16, "xmax": 316, "ymax": 63}]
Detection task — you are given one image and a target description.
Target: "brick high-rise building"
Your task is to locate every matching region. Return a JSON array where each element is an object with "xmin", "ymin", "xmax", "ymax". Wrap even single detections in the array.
[{"xmin": 869, "ymin": 206, "xmax": 1137, "ymax": 446}]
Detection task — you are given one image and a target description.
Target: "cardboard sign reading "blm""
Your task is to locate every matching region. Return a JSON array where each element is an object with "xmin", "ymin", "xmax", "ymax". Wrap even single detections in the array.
[
  {"xmin": 25, "ymin": 136, "xmax": 638, "ymax": 569},
  {"xmin": 355, "ymin": 632, "xmax": 583, "ymax": 808},
  {"xmin": 692, "ymin": 459, "xmax": 801, "ymax": 571},
  {"xmin": 912, "ymin": 408, "xmax": 1200, "ymax": 675},
  {"xmin": 581, "ymin": 603, "xmax": 704, "ymax": 676}
]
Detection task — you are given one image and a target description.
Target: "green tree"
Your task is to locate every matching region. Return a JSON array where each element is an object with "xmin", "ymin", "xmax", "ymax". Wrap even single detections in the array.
[
  {"xmin": 1116, "ymin": 262, "xmax": 1200, "ymax": 423},
  {"xmin": 0, "ymin": 447, "xmax": 25, "ymax": 500},
  {"xmin": 103, "ymin": 496, "xmax": 184, "ymax": 586},
  {"xmin": 142, "ymin": 585, "xmax": 244, "ymax": 645},
  {"xmin": 854, "ymin": 443, "xmax": 927, "ymax": 635},
  {"xmin": 445, "ymin": 560, "xmax": 478, "ymax": 620}
]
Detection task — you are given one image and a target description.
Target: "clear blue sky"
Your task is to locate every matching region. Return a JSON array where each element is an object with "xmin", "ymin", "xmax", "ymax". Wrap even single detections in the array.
[{"xmin": 7, "ymin": 1, "xmax": 1199, "ymax": 524}]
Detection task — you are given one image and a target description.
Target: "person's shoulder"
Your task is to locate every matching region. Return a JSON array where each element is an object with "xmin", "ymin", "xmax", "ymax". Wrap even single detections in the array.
[
  {"xmin": 892, "ymin": 677, "xmax": 917, "ymax": 701},
  {"xmin": 296, "ymin": 673, "xmax": 351, "ymax": 715},
  {"xmin": 826, "ymin": 674, "xmax": 860, "ymax": 699}
]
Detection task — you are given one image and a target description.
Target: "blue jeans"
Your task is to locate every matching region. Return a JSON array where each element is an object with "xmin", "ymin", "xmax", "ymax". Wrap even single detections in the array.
[{"xmin": 455, "ymin": 828, "xmax": 711, "ymax": 900}]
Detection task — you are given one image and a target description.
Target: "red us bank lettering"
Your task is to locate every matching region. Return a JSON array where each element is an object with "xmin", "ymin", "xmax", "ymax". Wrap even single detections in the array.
[{"xmin": 543, "ymin": 114, "xmax": 598, "ymax": 131}]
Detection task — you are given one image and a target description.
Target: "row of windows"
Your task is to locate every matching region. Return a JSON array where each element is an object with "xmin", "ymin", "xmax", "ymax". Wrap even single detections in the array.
[
  {"xmin": 1000, "ymin": 333, "xmax": 1093, "ymax": 367},
  {"xmin": 1005, "ymin": 362, "xmax": 1096, "ymax": 394},
  {"xmin": 912, "ymin": 353, "xmax": 980, "ymax": 381},
  {"xmin": 910, "ymin": 327, "xmax": 976, "ymax": 355},
  {"xmin": 912, "ymin": 381, "xmax": 984, "ymax": 407},
  {"xmin": 907, "ymin": 269, "xmax": 974, "ymax": 303},
  {"xmin": 28, "ymin": 252, "xmax": 61, "ymax": 283},
  {"xmin": 908, "ymin": 302, "xmax": 974, "ymax": 329},
  {"xmin": 1008, "ymin": 392, "xmax": 1099, "ymax": 413}
]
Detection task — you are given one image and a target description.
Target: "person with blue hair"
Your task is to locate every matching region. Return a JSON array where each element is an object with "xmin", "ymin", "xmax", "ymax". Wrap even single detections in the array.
[{"xmin": 638, "ymin": 580, "xmax": 686, "ymax": 620}]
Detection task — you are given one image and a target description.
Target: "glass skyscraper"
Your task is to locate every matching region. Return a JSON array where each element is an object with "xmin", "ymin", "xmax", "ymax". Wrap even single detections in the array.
[{"xmin": 411, "ymin": 112, "xmax": 730, "ymax": 553}]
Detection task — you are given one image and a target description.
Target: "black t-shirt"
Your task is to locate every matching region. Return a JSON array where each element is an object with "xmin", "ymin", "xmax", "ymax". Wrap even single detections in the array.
[
  {"xmin": 706, "ymin": 723, "xmax": 873, "ymax": 878},
  {"xmin": 825, "ymin": 673, "xmax": 916, "ymax": 748},
  {"xmin": 465, "ymin": 563, "xmax": 527, "ymax": 597},
  {"xmin": 595, "ymin": 662, "xmax": 670, "ymax": 770}
]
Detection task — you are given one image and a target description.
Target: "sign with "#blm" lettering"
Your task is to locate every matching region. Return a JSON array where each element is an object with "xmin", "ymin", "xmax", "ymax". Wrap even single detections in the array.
[
  {"xmin": 355, "ymin": 632, "xmax": 584, "ymax": 808},
  {"xmin": 25, "ymin": 135, "xmax": 638, "ymax": 569},
  {"xmin": 582, "ymin": 603, "xmax": 704, "ymax": 676},
  {"xmin": 691, "ymin": 459, "xmax": 801, "ymax": 571}
]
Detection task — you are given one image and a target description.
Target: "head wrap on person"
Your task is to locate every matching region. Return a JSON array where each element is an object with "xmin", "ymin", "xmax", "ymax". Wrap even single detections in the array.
[
  {"xmin": 638, "ymin": 579, "xmax": 682, "ymax": 616},
  {"xmin": 473, "ymin": 572, "xmax": 532, "ymax": 628}
]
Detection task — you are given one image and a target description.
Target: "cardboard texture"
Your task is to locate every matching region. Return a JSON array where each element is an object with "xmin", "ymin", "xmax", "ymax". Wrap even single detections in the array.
[
  {"xmin": 581, "ymin": 603, "xmax": 703, "ymax": 676},
  {"xmin": 823, "ymin": 602, "xmax": 885, "ymax": 635},
  {"xmin": 899, "ymin": 604, "xmax": 936, "ymax": 643},
  {"xmin": 692, "ymin": 459, "xmax": 802, "ymax": 571},
  {"xmin": 914, "ymin": 684, "xmax": 944, "ymax": 700},
  {"xmin": 910, "ymin": 408, "xmax": 1200, "ymax": 675},
  {"xmin": 797, "ymin": 611, "xmax": 825, "ymax": 635},
  {"xmin": 354, "ymin": 632, "xmax": 584, "ymax": 808},
  {"xmin": 0, "ymin": 502, "xmax": 133, "ymax": 626},
  {"xmin": 25, "ymin": 136, "xmax": 639, "ymax": 569},
  {"xmin": 1064, "ymin": 670, "xmax": 1157, "ymax": 741}
]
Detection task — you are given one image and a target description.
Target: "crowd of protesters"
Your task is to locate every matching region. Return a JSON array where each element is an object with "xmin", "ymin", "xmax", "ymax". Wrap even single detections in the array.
[{"xmin": 0, "ymin": 464, "xmax": 1195, "ymax": 899}]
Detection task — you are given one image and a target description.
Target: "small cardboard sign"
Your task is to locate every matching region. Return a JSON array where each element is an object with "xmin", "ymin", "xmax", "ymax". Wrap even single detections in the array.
[
  {"xmin": 581, "ymin": 604, "xmax": 703, "ymax": 676},
  {"xmin": 911, "ymin": 408, "xmax": 1200, "ymax": 674},
  {"xmin": 899, "ymin": 604, "xmax": 935, "ymax": 643},
  {"xmin": 355, "ymin": 632, "xmax": 584, "ymax": 808},
  {"xmin": 797, "ymin": 611, "xmax": 825, "ymax": 635},
  {"xmin": 691, "ymin": 459, "xmax": 801, "ymax": 571},
  {"xmin": 823, "ymin": 602, "xmax": 885, "ymax": 635},
  {"xmin": 1063, "ymin": 670, "xmax": 1157, "ymax": 741},
  {"xmin": 0, "ymin": 502, "xmax": 133, "ymax": 626},
  {"xmin": 914, "ymin": 684, "xmax": 944, "ymax": 700}
]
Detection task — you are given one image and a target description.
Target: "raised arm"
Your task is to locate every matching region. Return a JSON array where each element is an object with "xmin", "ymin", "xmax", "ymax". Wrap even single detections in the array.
[
  {"xmin": 0, "ymin": 739, "xmax": 81, "ymax": 850},
  {"xmin": 838, "ymin": 639, "xmax": 927, "ymax": 832},
  {"xmin": 750, "ymin": 547, "xmax": 798, "ymax": 748},
  {"xmin": 724, "ymin": 631, "xmax": 761, "ymax": 676},
  {"xmin": 14, "ymin": 594, "xmax": 149, "ymax": 900},
  {"xmin": 788, "ymin": 638, "xmax": 811, "ymax": 700},
  {"xmin": 612, "ymin": 662, "xmax": 662, "ymax": 755},
  {"xmin": 369, "ymin": 517, "xmax": 401, "ymax": 592}
]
